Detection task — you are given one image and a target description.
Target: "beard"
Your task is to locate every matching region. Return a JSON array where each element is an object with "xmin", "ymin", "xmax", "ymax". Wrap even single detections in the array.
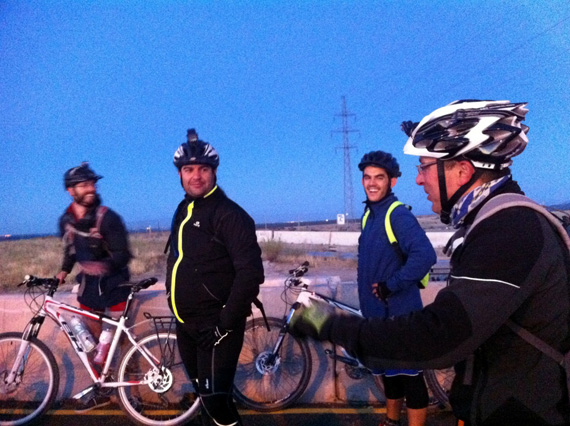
[{"xmin": 74, "ymin": 192, "xmax": 98, "ymax": 207}]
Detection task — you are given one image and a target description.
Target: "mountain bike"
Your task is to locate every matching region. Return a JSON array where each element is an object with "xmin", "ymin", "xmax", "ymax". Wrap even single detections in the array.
[
  {"xmin": 233, "ymin": 262, "xmax": 454, "ymax": 412},
  {"xmin": 0, "ymin": 275, "xmax": 200, "ymax": 426}
]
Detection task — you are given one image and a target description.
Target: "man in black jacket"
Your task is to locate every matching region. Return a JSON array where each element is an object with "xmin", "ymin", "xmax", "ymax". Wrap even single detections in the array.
[
  {"xmin": 57, "ymin": 162, "xmax": 132, "ymax": 411},
  {"xmin": 57, "ymin": 162, "xmax": 131, "ymax": 313},
  {"xmin": 167, "ymin": 129, "xmax": 264, "ymax": 426},
  {"xmin": 291, "ymin": 100, "xmax": 570, "ymax": 426}
]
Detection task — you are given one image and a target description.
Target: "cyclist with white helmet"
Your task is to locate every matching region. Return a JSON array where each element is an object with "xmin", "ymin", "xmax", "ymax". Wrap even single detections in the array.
[
  {"xmin": 292, "ymin": 100, "xmax": 570, "ymax": 426},
  {"xmin": 166, "ymin": 129, "xmax": 264, "ymax": 426},
  {"xmin": 357, "ymin": 150, "xmax": 436, "ymax": 426}
]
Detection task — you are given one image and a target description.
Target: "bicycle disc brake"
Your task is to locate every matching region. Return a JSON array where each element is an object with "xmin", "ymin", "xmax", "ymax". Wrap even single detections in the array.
[
  {"xmin": 0, "ymin": 370, "xmax": 21, "ymax": 394},
  {"xmin": 144, "ymin": 366, "xmax": 173, "ymax": 393},
  {"xmin": 254, "ymin": 351, "xmax": 281, "ymax": 375}
]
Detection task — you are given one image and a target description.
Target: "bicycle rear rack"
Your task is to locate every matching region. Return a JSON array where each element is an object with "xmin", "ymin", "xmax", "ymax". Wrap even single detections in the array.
[{"xmin": 143, "ymin": 313, "xmax": 178, "ymax": 366}]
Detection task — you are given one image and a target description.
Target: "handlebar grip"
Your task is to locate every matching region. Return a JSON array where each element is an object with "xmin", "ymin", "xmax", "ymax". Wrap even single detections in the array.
[{"xmin": 138, "ymin": 277, "xmax": 158, "ymax": 290}]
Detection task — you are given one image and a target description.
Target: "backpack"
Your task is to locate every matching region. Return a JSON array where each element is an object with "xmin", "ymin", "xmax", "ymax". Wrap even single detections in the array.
[
  {"xmin": 63, "ymin": 205, "xmax": 108, "ymax": 242},
  {"xmin": 362, "ymin": 201, "xmax": 430, "ymax": 288},
  {"xmin": 464, "ymin": 193, "xmax": 570, "ymax": 403}
]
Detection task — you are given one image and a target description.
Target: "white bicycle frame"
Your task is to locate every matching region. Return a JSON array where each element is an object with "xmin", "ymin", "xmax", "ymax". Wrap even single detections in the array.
[{"xmin": 9, "ymin": 285, "xmax": 166, "ymax": 400}]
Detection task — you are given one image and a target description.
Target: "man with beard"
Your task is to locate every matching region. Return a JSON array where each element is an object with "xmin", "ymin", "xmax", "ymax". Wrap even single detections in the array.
[{"xmin": 56, "ymin": 162, "xmax": 132, "ymax": 412}]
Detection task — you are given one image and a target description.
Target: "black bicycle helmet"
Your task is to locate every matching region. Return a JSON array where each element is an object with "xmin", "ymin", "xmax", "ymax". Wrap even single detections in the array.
[
  {"xmin": 402, "ymin": 99, "xmax": 529, "ymax": 170},
  {"xmin": 358, "ymin": 150, "xmax": 402, "ymax": 178},
  {"xmin": 173, "ymin": 128, "xmax": 219, "ymax": 170},
  {"xmin": 64, "ymin": 162, "xmax": 103, "ymax": 189}
]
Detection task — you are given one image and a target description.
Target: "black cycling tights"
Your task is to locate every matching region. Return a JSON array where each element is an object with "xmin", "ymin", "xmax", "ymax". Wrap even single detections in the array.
[
  {"xmin": 382, "ymin": 373, "xmax": 429, "ymax": 409},
  {"xmin": 176, "ymin": 318, "xmax": 246, "ymax": 426}
]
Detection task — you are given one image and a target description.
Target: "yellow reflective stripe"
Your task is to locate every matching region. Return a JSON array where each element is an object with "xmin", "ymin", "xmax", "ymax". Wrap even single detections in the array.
[
  {"xmin": 385, "ymin": 201, "xmax": 403, "ymax": 245},
  {"xmin": 362, "ymin": 209, "xmax": 370, "ymax": 230},
  {"xmin": 385, "ymin": 200, "xmax": 428, "ymax": 288},
  {"xmin": 170, "ymin": 201, "xmax": 195, "ymax": 323},
  {"xmin": 204, "ymin": 185, "xmax": 217, "ymax": 198}
]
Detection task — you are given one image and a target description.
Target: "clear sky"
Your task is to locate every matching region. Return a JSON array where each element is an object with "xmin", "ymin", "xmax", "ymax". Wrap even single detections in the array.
[{"xmin": 2, "ymin": 1, "xmax": 569, "ymax": 236}]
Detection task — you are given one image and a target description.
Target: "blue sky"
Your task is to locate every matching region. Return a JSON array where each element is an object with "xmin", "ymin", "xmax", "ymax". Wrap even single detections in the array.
[{"xmin": 2, "ymin": 1, "xmax": 570, "ymax": 235}]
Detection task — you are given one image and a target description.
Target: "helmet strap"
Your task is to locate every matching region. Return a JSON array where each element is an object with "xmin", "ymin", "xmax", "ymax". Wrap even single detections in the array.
[{"xmin": 437, "ymin": 161, "xmax": 483, "ymax": 225}]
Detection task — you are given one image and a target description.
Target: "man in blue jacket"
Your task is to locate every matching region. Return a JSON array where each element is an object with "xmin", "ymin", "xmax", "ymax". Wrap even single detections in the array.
[{"xmin": 357, "ymin": 151, "xmax": 436, "ymax": 426}]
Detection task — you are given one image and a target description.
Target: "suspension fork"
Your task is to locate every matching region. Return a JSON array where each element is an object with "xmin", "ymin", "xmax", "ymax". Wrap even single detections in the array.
[
  {"xmin": 4, "ymin": 316, "xmax": 44, "ymax": 387},
  {"xmin": 264, "ymin": 304, "xmax": 299, "ymax": 365}
]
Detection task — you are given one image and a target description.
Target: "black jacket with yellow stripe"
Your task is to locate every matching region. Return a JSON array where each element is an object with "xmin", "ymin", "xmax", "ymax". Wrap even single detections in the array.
[{"xmin": 166, "ymin": 186, "xmax": 264, "ymax": 330}]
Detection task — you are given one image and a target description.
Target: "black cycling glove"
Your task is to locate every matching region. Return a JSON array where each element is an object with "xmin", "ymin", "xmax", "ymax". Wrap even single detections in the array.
[{"xmin": 372, "ymin": 282, "xmax": 392, "ymax": 303}]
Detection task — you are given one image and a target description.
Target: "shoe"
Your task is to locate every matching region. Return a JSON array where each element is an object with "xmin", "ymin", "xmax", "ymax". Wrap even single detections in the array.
[
  {"xmin": 75, "ymin": 392, "xmax": 112, "ymax": 413},
  {"xmin": 379, "ymin": 419, "xmax": 401, "ymax": 426}
]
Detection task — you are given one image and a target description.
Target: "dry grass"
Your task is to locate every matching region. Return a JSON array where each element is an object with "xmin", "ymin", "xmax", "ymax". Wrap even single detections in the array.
[
  {"xmin": 0, "ymin": 232, "xmax": 358, "ymax": 292},
  {"xmin": 0, "ymin": 236, "xmax": 66, "ymax": 291},
  {"xmin": 0, "ymin": 232, "xmax": 171, "ymax": 293}
]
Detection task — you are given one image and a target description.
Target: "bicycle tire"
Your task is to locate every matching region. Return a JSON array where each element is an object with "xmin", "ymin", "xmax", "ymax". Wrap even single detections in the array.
[
  {"xmin": 233, "ymin": 317, "xmax": 312, "ymax": 412},
  {"xmin": 0, "ymin": 332, "xmax": 59, "ymax": 426},
  {"xmin": 117, "ymin": 331, "xmax": 200, "ymax": 426},
  {"xmin": 424, "ymin": 367, "xmax": 454, "ymax": 409},
  {"xmin": 373, "ymin": 368, "xmax": 454, "ymax": 409}
]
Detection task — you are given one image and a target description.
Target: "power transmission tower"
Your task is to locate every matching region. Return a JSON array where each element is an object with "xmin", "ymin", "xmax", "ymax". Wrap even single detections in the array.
[{"xmin": 332, "ymin": 96, "xmax": 359, "ymax": 220}]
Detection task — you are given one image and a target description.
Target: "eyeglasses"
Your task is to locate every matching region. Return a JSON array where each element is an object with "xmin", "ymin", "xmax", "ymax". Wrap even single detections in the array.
[
  {"xmin": 75, "ymin": 181, "xmax": 97, "ymax": 189},
  {"xmin": 415, "ymin": 160, "xmax": 438, "ymax": 174}
]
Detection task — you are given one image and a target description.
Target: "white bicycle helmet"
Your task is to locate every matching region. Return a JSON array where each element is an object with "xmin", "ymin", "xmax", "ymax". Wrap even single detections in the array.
[
  {"xmin": 173, "ymin": 128, "xmax": 220, "ymax": 169},
  {"xmin": 402, "ymin": 100, "xmax": 529, "ymax": 170}
]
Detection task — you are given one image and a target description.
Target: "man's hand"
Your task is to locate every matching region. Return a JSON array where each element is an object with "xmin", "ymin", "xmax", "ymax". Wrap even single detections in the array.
[
  {"xmin": 55, "ymin": 271, "xmax": 68, "ymax": 284},
  {"xmin": 290, "ymin": 299, "xmax": 336, "ymax": 341},
  {"xmin": 78, "ymin": 261, "xmax": 109, "ymax": 276},
  {"xmin": 197, "ymin": 326, "xmax": 231, "ymax": 351},
  {"xmin": 372, "ymin": 282, "xmax": 392, "ymax": 303}
]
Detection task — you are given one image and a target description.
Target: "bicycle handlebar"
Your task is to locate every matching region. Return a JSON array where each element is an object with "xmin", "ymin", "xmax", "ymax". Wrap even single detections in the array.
[
  {"xmin": 288, "ymin": 261, "xmax": 309, "ymax": 278},
  {"xmin": 19, "ymin": 275, "xmax": 159, "ymax": 292},
  {"xmin": 19, "ymin": 275, "xmax": 59, "ymax": 288}
]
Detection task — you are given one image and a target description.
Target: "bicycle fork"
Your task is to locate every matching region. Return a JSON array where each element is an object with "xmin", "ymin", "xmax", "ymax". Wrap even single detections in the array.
[
  {"xmin": 257, "ymin": 306, "xmax": 298, "ymax": 371},
  {"xmin": 3, "ymin": 339, "xmax": 32, "ymax": 393},
  {"xmin": 3, "ymin": 315, "xmax": 45, "ymax": 393}
]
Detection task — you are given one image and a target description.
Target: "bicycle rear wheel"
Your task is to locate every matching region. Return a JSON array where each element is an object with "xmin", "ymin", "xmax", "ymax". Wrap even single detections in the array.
[
  {"xmin": 425, "ymin": 367, "xmax": 454, "ymax": 409},
  {"xmin": 117, "ymin": 331, "xmax": 200, "ymax": 426},
  {"xmin": 0, "ymin": 332, "xmax": 59, "ymax": 426},
  {"xmin": 233, "ymin": 317, "xmax": 312, "ymax": 411}
]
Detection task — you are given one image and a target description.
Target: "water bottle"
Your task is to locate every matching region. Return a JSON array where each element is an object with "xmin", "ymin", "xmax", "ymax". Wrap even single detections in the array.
[
  {"xmin": 70, "ymin": 316, "xmax": 96, "ymax": 353},
  {"xmin": 94, "ymin": 328, "xmax": 113, "ymax": 364}
]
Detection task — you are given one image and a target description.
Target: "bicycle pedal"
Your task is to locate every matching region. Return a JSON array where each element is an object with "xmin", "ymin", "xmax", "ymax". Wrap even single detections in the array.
[
  {"xmin": 324, "ymin": 349, "xmax": 359, "ymax": 367},
  {"xmin": 73, "ymin": 385, "xmax": 97, "ymax": 400}
]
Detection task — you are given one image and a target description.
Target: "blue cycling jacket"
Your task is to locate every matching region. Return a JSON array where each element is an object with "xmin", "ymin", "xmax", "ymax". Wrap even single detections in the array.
[{"xmin": 357, "ymin": 193, "xmax": 436, "ymax": 319}]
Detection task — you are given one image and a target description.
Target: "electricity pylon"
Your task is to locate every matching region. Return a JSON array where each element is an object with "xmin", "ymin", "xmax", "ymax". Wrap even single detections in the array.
[{"xmin": 332, "ymin": 96, "xmax": 359, "ymax": 220}]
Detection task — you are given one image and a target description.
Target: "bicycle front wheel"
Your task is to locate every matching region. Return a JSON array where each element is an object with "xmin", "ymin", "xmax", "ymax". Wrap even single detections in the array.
[
  {"xmin": 0, "ymin": 332, "xmax": 59, "ymax": 426},
  {"xmin": 233, "ymin": 317, "xmax": 312, "ymax": 411},
  {"xmin": 117, "ymin": 331, "xmax": 200, "ymax": 426}
]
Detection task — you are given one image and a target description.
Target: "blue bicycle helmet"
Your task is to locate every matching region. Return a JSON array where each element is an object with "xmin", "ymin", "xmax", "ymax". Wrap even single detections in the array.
[
  {"xmin": 173, "ymin": 128, "xmax": 220, "ymax": 170},
  {"xmin": 358, "ymin": 150, "xmax": 402, "ymax": 178},
  {"xmin": 64, "ymin": 162, "xmax": 103, "ymax": 189}
]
